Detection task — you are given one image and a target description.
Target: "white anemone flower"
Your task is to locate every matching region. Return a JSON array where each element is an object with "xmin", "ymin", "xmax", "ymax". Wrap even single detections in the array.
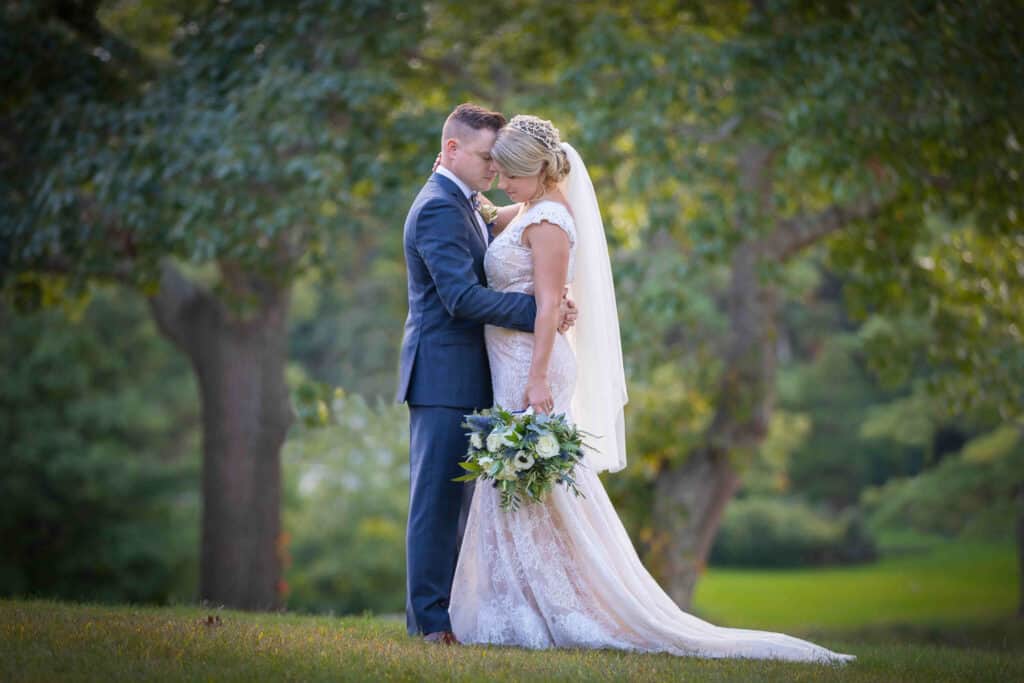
[{"xmin": 513, "ymin": 450, "xmax": 536, "ymax": 471}]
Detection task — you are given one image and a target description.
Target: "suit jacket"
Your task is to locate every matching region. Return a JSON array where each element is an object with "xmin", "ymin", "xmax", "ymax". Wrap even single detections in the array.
[{"xmin": 395, "ymin": 172, "xmax": 536, "ymax": 407}]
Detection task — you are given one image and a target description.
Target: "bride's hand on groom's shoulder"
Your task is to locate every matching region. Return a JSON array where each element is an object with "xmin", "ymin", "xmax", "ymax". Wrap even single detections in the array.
[{"xmin": 557, "ymin": 289, "xmax": 577, "ymax": 334}]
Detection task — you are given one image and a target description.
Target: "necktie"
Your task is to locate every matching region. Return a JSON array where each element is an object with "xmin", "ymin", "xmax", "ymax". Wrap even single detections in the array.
[{"xmin": 468, "ymin": 192, "xmax": 489, "ymax": 244}]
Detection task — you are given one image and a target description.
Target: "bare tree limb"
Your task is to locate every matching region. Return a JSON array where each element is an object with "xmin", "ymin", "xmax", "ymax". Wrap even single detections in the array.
[
  {"xmin": 5, "ymin": 249, "xmax": 137, "ymax": 285},
  {"xmin": 146, "ymin": 258, "xmax": 206, "ymax": 354},
  {"xmin": 675, "ymin": 114, "xmax": 743, "ymax": 144},
  {"xmin": 760, "ymin": 192, "xmax": 897, "ymax": 261}
]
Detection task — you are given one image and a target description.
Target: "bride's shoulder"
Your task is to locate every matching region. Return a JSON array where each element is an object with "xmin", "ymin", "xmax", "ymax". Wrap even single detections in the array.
[
  {"xmin": 520, "ymin": 199, "xmax": 576, "ymax": 246},
  {"xmin": 525, "ymin": 199, "xmax": 574, "ymax": 228}
]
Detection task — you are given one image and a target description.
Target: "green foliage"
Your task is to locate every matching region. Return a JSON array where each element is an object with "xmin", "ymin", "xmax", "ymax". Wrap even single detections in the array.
[
  {"xmin": 563, "ymin": 0, "xmax": 1024, "ymax": 421},
  {"xmin": 731, "ymin": 409, "xmax": 810, "ymax": 495},
  {"xmin": 614, "ymin": 251, "xmax": 726, "ymax": 476},
  {"xmin": 282, "ymin": 392, "xmax": 409, "ymax": 616},
  {"xmin": 3, "ymin": 0, "xmax": 437, "ymax": 298},
  {"xmin": 780, "ymin": 331, "xmax": 930, "ymax": 507},
  {"xmin": 710, "ymin": 496, "xmax": 876, "ymax": 568},
  {"xmin": 289, "ymin": 266, "xmax": 408, "ymax": 400},
  {"xmin": 853, "ymin": 224, "xmax": 1024, "ymax": 421},
  {"xmin": 863, "ymin": 425, "xmax": 1023, "ymax": 541},
  {"xmin": 0, "ymin": 289, "xmax": 199, "ymax": 604}
]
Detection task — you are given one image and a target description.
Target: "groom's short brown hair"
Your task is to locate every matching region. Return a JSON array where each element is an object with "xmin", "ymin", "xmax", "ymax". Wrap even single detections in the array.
[{"xmin": 443, "ymin": 103, "xmax": 506, "ymax": 143}]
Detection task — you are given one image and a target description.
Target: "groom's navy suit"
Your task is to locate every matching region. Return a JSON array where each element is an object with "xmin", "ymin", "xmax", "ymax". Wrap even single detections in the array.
[{"xmin": 397, "ymin": 171, "xmax": 536, "ymax": 635}]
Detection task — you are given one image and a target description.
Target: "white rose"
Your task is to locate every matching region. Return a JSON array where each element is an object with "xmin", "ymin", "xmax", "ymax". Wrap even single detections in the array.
[
  {"xmin": 486, "ymin": 431, "xmax": 504, "ymax": 453},
  {"xmin": 513, "ymin": 450, "xmax": 535, "ymax": 471},
  {"xmin": 496, "ymin": 461, "xmax": 519, "ymax": 480},
  {"xmin": 536, "ymin": 433, "xmax": 560, "ymax": 459},
  {"xmin": 489, "ymin": 426, "xmax": 520, "ymax": 452},
  {"xmin": 477, "ymin": 456, "xmax": 494, "ymax": 468},
  {"xmin": 470, "ymin": 433, "xmax": 484, "ymax": 450}
]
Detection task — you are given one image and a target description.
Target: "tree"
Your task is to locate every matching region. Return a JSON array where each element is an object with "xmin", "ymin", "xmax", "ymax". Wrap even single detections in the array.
[
  {"xmin": 2, "ymin": 0, "xmax": 433, "ymax": 609},
  {"xmin": 553, "ymin": 0, "xmax": 1023, "ymax": 606}
]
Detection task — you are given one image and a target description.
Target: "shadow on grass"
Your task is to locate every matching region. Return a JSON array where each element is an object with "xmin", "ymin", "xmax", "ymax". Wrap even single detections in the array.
[{"xmin": 806, "ymin": 618, "xmax": 1024, "ymax": 652}]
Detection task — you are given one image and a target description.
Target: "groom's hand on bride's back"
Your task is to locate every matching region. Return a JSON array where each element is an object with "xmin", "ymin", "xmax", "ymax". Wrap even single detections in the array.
[{"xmin": 558, "ymin": 288, "xmax": 577, "ymax": 334}]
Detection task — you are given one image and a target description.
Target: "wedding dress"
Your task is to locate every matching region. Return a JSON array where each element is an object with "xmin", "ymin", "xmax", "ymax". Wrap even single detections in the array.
[{"xmin": 448, "ymin": 145, "xmax": 855, "ymax": 664}]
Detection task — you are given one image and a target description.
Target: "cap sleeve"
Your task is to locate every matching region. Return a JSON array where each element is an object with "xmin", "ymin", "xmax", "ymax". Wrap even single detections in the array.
[{"xmin": 510, "ymin": 201, "xmax": 576, "ymax": 247}]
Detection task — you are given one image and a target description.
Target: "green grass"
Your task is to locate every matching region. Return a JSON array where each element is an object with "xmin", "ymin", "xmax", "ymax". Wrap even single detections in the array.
[
  {"xmin": 2, "ymin": 599, "xmax": 1022, "ymax": 682},
  {"xmin": 1, "ymin": 542, "xmax": 1021, "ymax": 682},
  {"xmin": 694, "ymin": 541, "xmax": 1018, "ymax": 630}
]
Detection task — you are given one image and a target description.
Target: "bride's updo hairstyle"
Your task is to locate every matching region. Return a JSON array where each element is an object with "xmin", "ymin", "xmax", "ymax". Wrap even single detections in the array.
[{"xmin": 491, "ymin": 115, "xmax": 571, "ymax": 194}]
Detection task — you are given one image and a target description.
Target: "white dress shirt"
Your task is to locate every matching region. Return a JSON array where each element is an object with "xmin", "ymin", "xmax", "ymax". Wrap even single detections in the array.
[{"xmin": 436, "ymin": 165, "xmax": 489, "ymax": 244}]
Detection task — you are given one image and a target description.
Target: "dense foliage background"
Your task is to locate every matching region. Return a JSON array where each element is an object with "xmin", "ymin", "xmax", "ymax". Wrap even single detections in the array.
[{"xmin": 2, "ymin": 0, "xmax": 1020, "ymax": 616}]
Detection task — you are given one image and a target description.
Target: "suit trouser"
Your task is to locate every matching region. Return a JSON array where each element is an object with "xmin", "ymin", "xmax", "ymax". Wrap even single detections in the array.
[{"xmin": 405, "ymin": 404, "xmax": 476, "ymax": 635}]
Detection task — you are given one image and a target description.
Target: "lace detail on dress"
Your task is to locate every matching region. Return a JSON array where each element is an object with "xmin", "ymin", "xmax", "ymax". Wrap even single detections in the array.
[
  {"xmin": 484, "ymin": 201, "xmax": 576, "ymax": 296},
  {"xmin": 448, "ymin": 196, "xmax": 856, "ymax": 664}
]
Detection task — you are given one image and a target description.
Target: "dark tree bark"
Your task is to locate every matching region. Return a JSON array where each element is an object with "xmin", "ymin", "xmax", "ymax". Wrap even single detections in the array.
[
  {"xmin": 148, "ymin": 260, "xmax": 293, "ymax": 610},
  {"xmin": 650, "ymin": 239, "xmax": 777, "ymax": 608},
  {"xmin": 648, "ymin": 143, "xmax": 779, "ymax": 608},
  {"xmin": 1017, "ymin": 479, "xmax": 1024, "ymax": 618}
]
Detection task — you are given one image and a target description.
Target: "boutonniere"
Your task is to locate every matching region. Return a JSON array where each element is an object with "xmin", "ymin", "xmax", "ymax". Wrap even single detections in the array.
[{"xmin": 473, "ymin": 193, "xmax": 499, "ymax": 227}]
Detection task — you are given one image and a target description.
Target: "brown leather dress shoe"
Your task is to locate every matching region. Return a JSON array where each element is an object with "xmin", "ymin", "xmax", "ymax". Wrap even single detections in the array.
[{"xmin": 423, "ymin": 630, "xmax": 459, "ymax": 645}]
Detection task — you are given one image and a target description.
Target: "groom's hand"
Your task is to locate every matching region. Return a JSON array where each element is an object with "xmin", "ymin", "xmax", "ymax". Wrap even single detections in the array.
[{"xmin": 557, "ymin": 288, "xmax": 577, "ymax": 334}]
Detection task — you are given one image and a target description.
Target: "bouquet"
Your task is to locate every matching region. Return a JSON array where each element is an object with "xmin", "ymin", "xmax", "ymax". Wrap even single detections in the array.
[{"xmin": 455, "ymin": 406, "xmax": 592, "ymax": 511}]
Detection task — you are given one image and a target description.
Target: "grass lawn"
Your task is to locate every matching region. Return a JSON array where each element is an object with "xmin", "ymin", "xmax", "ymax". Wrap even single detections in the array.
[
  {"xmin": 2, "ymin": 542, "xmax": 1021, "ymax": 682},
  {"xmin": 694, "ymin": 541, "xmax": 1018, "ymax": 630}
]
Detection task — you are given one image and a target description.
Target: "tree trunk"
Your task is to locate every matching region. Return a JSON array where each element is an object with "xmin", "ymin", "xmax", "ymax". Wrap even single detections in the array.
[
  {"xmin": 650, "ymin": 445, "xmax": 741, "ymax": 608},
  {"xmin": 1017, "ymin": 481, "xmax": 1024, "ymax": 618},
  {"xmin": 148, "ymin": 261, "xmax": 293, "ymax": 610},
  {"xmin": 649, "ymin": 143, "xmax": 779, "ymax": 608},
  {"xmin": 649, "ymin": 239, "xmax": 779, "ymax": 608}
]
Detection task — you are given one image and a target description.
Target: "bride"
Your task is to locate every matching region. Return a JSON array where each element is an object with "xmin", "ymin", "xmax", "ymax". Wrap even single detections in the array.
[{"xmin": 448, "ymin": 115, "xmax": 855, "ymax": 664}]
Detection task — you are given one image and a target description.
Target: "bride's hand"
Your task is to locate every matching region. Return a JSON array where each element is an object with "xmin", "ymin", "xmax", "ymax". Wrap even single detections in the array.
[
  {"xmin": 431, "ymin": 153, "xmax": 441, "ymax": 173},
  {"xmin": 525, "ymin": 376, "xmax": 554, "ymax": 414},
  {"xmin": 557, "ymin": 289, "xmax": 577, "ymax": 334}
]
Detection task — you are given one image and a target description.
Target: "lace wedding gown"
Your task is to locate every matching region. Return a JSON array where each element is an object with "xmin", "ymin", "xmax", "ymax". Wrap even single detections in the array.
[{"xmin": 448, "ymin": 200, "xmax": 855, "ymax": 664}]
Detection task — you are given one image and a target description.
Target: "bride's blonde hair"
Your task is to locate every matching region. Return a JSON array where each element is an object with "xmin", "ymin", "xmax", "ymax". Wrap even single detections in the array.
[{"xmin": 491, "ymin": 115, "xmax": 571, "ymax": 192}]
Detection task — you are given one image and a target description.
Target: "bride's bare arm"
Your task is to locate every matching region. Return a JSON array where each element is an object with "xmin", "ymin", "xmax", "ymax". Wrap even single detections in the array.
[{"xmin": 522, "ymin": 221, "xmax": 571, "ymax": 413}]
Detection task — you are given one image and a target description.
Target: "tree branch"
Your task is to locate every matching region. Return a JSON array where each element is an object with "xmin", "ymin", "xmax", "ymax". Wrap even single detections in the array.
[
  {"xmin": 760, "ymin": 192, "xmax": 896, "ymax": 261},
  {"xmin": 146, "ymin": 259, "xmax": 206, "ymax": 354},
  {"xmin": 6, "ymin": 250, "xmax": 137, "ymax": 285},
  {"xmin": 675, "ymin": 114, "xmax": 743, "ymax": 144}
]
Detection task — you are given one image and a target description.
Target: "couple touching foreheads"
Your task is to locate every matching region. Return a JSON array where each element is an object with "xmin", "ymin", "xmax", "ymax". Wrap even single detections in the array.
[{"xmin": 395, "ymin": 103, "xmax": 855, "ymax": 664}]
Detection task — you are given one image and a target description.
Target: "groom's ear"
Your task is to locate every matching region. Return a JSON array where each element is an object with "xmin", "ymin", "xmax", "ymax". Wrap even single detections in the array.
[{"xmin": 442, "ymin": 137, "xmax": 458, "ymax": 161}]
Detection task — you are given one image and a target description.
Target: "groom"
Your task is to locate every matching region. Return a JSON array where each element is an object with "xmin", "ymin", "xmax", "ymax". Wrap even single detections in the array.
[{"xmin": 395, "ymin": 103, "xmax": 575, "ymax": 643}]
